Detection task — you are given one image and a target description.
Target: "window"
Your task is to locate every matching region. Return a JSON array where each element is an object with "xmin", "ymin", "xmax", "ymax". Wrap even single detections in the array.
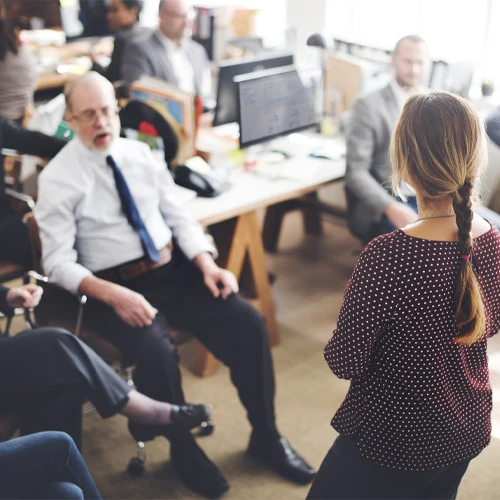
[{"xmin": 325, "ymin": 0, "xmax": 490, "ymax": 64}]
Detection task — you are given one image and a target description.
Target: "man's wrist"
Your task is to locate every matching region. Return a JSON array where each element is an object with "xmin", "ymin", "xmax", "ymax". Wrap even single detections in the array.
[
  {"xmin": 78, "ymin": 275, "xmax": 121, "ymax": 306},
  {"xmin": 193, "ymin": 252, "xmax": 218, "ymax": 273}
]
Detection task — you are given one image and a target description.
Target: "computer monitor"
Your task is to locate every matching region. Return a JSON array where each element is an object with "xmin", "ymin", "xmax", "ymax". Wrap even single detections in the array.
[
  {"xmin": 235, "ymin": 66, "xmax": 318, "ymax": 150},
  {"xmin": 213, "ymin": 51, "xmax": 294, "ymax": 127},
  {"xmin": 429, "ymin": 60, "xmax": 476, "ymax": 98}
]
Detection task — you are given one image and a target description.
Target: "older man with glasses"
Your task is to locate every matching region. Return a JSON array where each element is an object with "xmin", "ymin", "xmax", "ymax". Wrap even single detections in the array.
[
  {"xmin": 35, "ymin": 72, "xmax": 316, "ymax": 499},
  {"xmin": 122, "ymin": 0, "xmax": 212, "ymax": 106}
]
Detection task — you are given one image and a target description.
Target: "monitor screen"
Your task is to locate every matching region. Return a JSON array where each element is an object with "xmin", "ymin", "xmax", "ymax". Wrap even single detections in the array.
[
  {"xmin": 213, "ymin": 51, "xmax": 294, "ymax": 127},
  {"xmin": 236, "ymin": 66, "xmax": 318, "ymax": 150},
  {"xmin": 428, "ymin": 60, "xmax": 475, "ymax": 98}
]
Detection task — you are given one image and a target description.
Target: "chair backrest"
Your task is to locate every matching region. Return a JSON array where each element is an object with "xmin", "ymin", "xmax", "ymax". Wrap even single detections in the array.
[
  {"xmin": 1, "ymin": 152, "xmax": 23, "ymax": 192},
  {"xmin": 22, "ymin": 212, "xmax": 43, "ymax": 275},
  {"xmin": 119, "ymin": 99, "xmax": 181, "ymax": 166},
  {"xmin": 0, "ymin": 262, "xmax": 25, "ymax": 283},
  {"xmin": 0, "ymin": 192, "xmax": 35, "ymax": 283}
]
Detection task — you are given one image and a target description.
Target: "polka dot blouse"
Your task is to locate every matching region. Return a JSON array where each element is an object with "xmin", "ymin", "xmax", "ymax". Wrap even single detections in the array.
[{"xmin": 325, "ymin": 226, "xmax": 500, "ymax": 471}]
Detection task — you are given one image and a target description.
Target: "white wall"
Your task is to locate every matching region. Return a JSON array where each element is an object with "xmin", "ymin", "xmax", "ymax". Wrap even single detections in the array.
[{"xmin": 286, "ymin": 0, "xmax": 327, "ymax": 65}]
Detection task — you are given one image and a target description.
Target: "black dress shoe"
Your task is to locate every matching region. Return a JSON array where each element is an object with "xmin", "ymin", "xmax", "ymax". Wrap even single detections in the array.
[
  {"xmin": 128, "ymin": 403, "xmax": 212, "ymax": 442},
  {"xmin": 248, "ymin": 434, "xmax": 317, "ymax": 485},
  {"xmin": 171, "ymin": 403, "xmax": 212, "ymax": 429},
  {"xmin": 171, "ymin": 439, "xmax": 230, "ymax": 498}
]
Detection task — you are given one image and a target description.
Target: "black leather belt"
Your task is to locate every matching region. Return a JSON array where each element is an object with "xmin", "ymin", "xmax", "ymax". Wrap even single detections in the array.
[{"xmin": 95, "ymin": 241, "xmax": 173, "ymax": 282}]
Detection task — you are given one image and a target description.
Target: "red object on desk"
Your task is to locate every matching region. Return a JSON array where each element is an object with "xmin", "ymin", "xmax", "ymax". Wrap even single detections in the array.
[{"xmin": 138, "ymin": 121, "xmax": 158, "ymax": 137}]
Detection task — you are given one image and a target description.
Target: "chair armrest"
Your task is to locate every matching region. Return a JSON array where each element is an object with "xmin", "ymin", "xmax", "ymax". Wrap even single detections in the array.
[
  {"xmin": 1, "ymin": 149, "xmax": 23, "ymax": 192},
  {"xmin": 22, "ymin": 271, "xmax": 48, "ymax": 330},
  {"xmin": 4, "ymin": 188, "xmax": 35, "ymax": 212},
  {"xmin": 23, "ymin": 271, "xmax": 87, "ymax": 336}
]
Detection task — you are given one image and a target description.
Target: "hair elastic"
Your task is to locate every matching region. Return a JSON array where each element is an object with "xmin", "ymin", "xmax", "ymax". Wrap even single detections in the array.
[{"xmin": 461, "ymin": 254, "xmax": 471, "ymax": 260}]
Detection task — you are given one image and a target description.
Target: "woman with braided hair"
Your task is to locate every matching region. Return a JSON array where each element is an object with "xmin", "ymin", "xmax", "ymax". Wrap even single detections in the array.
[{"xmin": 308, "ymin": 91, "xmax": 500, "ymax": 500}]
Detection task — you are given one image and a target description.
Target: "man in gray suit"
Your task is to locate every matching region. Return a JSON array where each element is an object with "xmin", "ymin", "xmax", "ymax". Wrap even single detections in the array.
[
  {"xmin": 486, "ymin": 107, "xmax": 500, "ymax": 147},
  {"xmin": 345, "ymin": 35, "xmax": 428, "ymax": 243},
  {"xmin": 122, "ymin": 0, "xmax": 211, "ymax": 100}
]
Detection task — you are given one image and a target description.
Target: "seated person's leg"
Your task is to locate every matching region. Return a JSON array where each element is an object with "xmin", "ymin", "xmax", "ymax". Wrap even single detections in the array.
[
  {"xmin": 0, "ymin": 431, "xmax": 101, "ymax": 500},
  {"xmin": 1, "ymin": 328, "xmax": 130, "ymax": 448},
  {"xmin": 158, "ymin": 253, "xmax": 316, "ymax": 485},
  {"xmin": 36, "ymin": 482, "xmax": 83, "ymax": 500},
  {"xmin": 76, "ymin": 299, "xmax": 229, "ymax": 498},
  {"xmin": 0, "ymin": 328, "xmax": 210, "ymax": 450}
]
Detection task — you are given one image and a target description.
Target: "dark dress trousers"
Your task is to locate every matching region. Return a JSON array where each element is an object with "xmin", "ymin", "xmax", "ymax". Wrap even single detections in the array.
[
  {"xmin": 83, "ymin": 248, "xmax": 279, "ymax": 445},
  {"xmin": 0, "ymin": 285, "xmax": 130, "ymax": 449}
]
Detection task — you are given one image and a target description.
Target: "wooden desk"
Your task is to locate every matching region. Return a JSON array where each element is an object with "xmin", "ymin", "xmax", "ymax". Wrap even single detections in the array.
[
  {"xmin": 184, "ymin": 148, "xmax": 346, "ymax": 376},
  {"xmin": 33, "ymin": 38, "xmax": 113, "ymax": 91},
  {"xmin": 37, "ymin": 72, "xmax": 75, "ymax": 91}
]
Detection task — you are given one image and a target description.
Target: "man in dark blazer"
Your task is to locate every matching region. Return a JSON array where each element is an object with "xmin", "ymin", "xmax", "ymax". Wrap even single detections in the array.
[
  {"xmin": 122, "ymin": 0, "xmax": 211, "ymax": 99},
  {"xmin": 91, "ymin": 0, "xmax": 149, "ymax": 88},
  {"xmin": 345, "ymin": 35, "xmax": 429, "ymax": 244},
  {"xmin": 0, "ymin": 116, "xmax": 66, "ymax": 267}
]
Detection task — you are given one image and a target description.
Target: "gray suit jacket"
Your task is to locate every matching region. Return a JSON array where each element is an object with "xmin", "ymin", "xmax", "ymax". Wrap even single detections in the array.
[
  {"xmin": 486, "ymin": 106, "xmax": 500, "ymax": 148},
  {"xmin": 345, "ymin": 83, "xmax": 401, "ymax": 242},
  {"xmin": 122, "ymin": 31, "xmax": 208, "ymax": 95}
]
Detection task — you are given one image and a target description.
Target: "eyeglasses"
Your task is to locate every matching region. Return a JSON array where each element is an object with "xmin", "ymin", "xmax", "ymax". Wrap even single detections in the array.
[
  {"xmin": 162, "ymin": 8, "xmax": 197, "ymax": 21},
  {"xmin": 70, "ymin": 106, "xmax": 120, "ymax": 124}
]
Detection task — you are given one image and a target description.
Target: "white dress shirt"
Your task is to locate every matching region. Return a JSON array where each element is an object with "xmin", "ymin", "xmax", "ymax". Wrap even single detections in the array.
[
  {"xmin": 156, "ymin": 31, "xmax": 212, "ymax": 99},
  {"xmin": 35, "ymin": 137, "xmax": 214, "ymax": 294}
]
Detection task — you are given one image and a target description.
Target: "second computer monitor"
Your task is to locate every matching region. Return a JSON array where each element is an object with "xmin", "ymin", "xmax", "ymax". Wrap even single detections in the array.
[
  {"xmin": 213, "ymin": 51, "xmax": 294, "ymax": 127},
  {"xmin": 235, "ymin": 66, "xmax": 318, "ymax": 150}
]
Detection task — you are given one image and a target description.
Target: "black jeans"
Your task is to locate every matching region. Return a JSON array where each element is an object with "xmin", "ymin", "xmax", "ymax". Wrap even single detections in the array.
[
  {"xmin": 83, "ymin": 250, "xmax": 279, "ymax": 443},
  {"xmin": 0, "ymin": 329, "xmax": 130, "ymax": 449},
  {"xmin": 307, "ymin": 435, "xmax": 472, "ymax": 500}
]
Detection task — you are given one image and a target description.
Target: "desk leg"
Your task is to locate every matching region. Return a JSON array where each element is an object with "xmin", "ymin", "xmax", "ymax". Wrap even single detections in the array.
[
  {"xmin": 263, "ymin": 192, "xmax": 324, "ymax": 253},
  {"xmin": 190, "ymin": 211, "xmax": 280, "ymax": 376},
  {"xmin": 263, "ymin": 200, "xmax": 299, "ymax": 253},
  {"xmin": 301, "ymin": 192, "xmax": 323, "ymax": 236}
]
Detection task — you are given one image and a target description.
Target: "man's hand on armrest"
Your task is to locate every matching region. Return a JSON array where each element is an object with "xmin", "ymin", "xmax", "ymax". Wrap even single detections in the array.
[
  {"xmin": 194, "ymin": 252, "xmax": 239, "ymax": 299},
  {"xmin": 385, "ymin": 201, "xmax": 418, "ymax": 228},
  {"xmin": 78, "ymin": 276, "xmax": 158, "ymax": 328}
]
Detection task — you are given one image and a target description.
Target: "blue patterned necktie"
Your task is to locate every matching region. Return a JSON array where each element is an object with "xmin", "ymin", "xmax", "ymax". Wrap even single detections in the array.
[{"xmin": 106, "ymin": 155, "xmax": 160, "ymax": 263}]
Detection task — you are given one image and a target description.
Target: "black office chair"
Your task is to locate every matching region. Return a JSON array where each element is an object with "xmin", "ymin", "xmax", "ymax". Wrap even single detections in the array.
[{"xmin": 119, "ymin": 99, "xmax": 181, "ymax": 167}]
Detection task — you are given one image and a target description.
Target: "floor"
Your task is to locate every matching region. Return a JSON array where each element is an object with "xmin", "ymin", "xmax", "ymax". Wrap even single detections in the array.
[{"xmin": 7, "ymin": 197, "xmax": 500, "ymax": 499}]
